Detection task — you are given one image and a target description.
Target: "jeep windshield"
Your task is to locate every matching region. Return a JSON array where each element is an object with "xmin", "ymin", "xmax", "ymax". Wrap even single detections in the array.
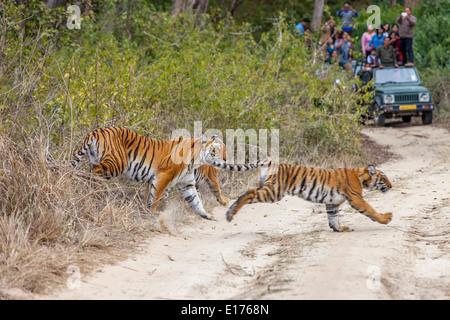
[{"xmin": 375, "ymin": 68, "xmax": 419, "ymax": 85}]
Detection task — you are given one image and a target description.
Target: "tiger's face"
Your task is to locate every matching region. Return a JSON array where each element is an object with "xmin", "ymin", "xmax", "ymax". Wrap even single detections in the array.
[
  {"xmin": 364, "ymin": 165, "xmax": 392, "ymax": 193},
  {"xmin": 202, "ymin": 135, "xmax": 227, "ymax": 164}
]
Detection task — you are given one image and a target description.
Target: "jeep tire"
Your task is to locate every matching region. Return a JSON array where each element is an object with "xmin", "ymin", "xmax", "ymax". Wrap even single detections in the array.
[{"xmin": 422, "ymin": 110, "xmax": 433, "ymax": 125}]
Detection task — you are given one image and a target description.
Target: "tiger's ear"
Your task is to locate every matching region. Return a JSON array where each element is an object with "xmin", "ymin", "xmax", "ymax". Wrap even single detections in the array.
[
  {"xmin": 211, "ymin": 134, "xmax": 219, "ymax": 141},
  {"xmin": 366, "ymin": 165, "xmax": 376, "ymax": 178},
  {"xmin": 201, "ymin": 133, "xmax": 207, "ymax": 145}
]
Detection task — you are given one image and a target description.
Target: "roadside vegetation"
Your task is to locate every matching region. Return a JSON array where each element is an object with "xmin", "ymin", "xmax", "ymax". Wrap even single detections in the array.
[{"xmin": 0, "ymin": 0, "xmax": 447, "ymax": 295}]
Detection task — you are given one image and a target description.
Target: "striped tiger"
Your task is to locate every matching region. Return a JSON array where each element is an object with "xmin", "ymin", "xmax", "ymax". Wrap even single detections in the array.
[
  {"xmin": 147, "ymin": 154, "xmax": 271, "ymax": 207},
  {"xmin": 194, "ymin": 165, "xmax": 229, "ymax": 205},
  {"xmin": 72, "ymin": 126, "xmax": 228, "ymax": 220},
  {"xmin": 225, "ymin": 163, "xmax": 393, "ymax": 232},
  {"xmin": 205, "ymin": 158, "xmax": 271, "ymax": 172},
  {"xmin": 198, "ymin": 158, "xmax": 272, "ymax": 205}
]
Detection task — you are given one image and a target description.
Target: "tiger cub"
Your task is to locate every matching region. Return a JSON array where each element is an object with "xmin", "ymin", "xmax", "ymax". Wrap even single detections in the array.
[
  {"xmin": 72, "ymin": 127, "xmax": 226, "ymax": 220},
  {"xmin": 226, "ymin": 163, "xmax": 393, "ymax": 232}
]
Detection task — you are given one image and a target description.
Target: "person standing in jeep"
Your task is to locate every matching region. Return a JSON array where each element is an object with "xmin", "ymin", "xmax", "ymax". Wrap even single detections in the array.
[{"xmin": 397, "ymin": 7, "xmax": 417, "ymax": 67}]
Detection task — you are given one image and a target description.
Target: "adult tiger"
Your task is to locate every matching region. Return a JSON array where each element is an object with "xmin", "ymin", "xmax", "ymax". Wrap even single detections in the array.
[
  {"xmin": 225, "ymin": 163, "xmax": 393, "ymax": 232},
  {"xmin": 194, "ymin": 165, "xmax": 229, "ymax": 205},
  {"xmin": 72, "ymin": 126, "xmax": 227, "ymax": 220},
  {"xmin": 196, "ymin": 158, "xmax": 272, "ymax": 205}
]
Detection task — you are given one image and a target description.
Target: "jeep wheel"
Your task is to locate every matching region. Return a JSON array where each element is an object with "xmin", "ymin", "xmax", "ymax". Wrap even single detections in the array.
[
  {"xmin": 371, "ymin": 103, "xmax": 385, "ymax": 127},
  {"xmin": 422, "ymin": 110, "xmax": 433, "ymax": 125}
]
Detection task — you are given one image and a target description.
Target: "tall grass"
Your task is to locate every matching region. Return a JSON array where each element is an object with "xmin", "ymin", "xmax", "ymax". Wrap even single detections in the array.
[{"xmin": 0, "ymin": 131, "xmax": 158, "ymax": 293}]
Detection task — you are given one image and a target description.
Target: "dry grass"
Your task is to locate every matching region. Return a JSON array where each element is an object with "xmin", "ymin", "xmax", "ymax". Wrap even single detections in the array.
[{"xmin": 0, "ymin": 133, "xmax": 158, "ymax": 295}]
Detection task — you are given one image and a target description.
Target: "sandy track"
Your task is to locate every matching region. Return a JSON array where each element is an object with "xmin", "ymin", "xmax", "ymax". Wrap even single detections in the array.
[{"xmin": 46, "ymin": 123, "xmax": 450, "ymax": 300}]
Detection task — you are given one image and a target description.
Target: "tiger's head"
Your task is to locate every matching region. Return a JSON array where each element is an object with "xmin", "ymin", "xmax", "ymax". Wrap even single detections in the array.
[
  {"xmin": 201, "ymin": 134, "xmax": 227, "ymax": 164},
  {"xmin": 362, "ymin": 165, "xmax": 392, "ymax": 193}
]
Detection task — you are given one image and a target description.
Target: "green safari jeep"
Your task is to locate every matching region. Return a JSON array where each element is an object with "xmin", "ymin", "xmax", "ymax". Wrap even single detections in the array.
[{"xmin": 369, "ymin": 66, "xmax": 434, "ymax": 126}]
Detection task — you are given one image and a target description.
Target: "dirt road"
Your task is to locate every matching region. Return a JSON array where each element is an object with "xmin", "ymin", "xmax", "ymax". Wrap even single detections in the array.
[{"xmin": 47, "ymin": 124, "xmax": 450, "ymax": 300}]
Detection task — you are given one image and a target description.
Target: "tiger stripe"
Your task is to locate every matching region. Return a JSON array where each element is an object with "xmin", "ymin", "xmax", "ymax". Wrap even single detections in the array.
[
  {"xmin": 72, "ymin": 127, "xmax": 227, "ymax": 220},
  {"xmin": 194, "ymin": 165, "xmax": 229, "ymax": 205},
  {"xmin": 226, "ymin": 163, "xmax": 393, "ymax": 232}
]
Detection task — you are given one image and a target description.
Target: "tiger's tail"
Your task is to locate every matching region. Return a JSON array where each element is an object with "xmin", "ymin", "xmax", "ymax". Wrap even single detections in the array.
[{"xmin": 206, "ymin": 158, "xmax": 272, "ymax": 172}]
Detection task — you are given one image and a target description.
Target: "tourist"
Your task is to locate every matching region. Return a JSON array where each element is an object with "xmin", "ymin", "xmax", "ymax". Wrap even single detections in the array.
[
  {"xmin": 335, "ymin": 33, "xmax": 354, "ymax": 75},
  {"xmin": 376, "ymin": 37, "xmax": 398, "ymax": 69},
  {"xmin": 361, "ymin": 24, "xmax": 375, "ymax": 59},
  {"xmin": 397, "ymin": 7, "xmax": 417, "ymax": 66},
  {"xmin": 319, "ymin": 19, "xmax": 336, "ymax": 49},
  {"xmin": 368, "ymin": 26, "xmax": 386, "ymax": 51},
  {"xmin": 325, "ymin": 37, "xmax": 336, "ymax": 63},
  {"xmin": 295, "ymin": 18, "xmax": 311, "ymax": 35},
  {"xmin": 367, "ymin": 48, "xmax": 377, "ymax": 68},
  {"xmin": 336, "ymin": 2, "xmax": 358, "ymax": 37}
]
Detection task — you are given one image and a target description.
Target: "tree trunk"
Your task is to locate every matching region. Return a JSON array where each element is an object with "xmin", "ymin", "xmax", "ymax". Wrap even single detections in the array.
[
  {"xmin": 390, "ymin": 0, "xmax": 396, "ymax": 7},
  {"xmin": 172, "ymin": 0, "xmax": 209, "ymax": 17},
  {"xmin": 404, "ymin": 0, "xmax": 419, "ymax": 7},
  {"xmin": 229, "ymin": 0, "xmax": 245, "ymax": 16},
  {"xmin": 193, "ymin": 0, "xmax": 209, "ymax": 15},
  {"xmin": 311, "ymin": 0, "xmax": 325, "ymax": 32},
  {"xmin": 172, "ymin": 0, "xmax": 209, "ymax": 27},
  {"xmin": 172, "ymin": 0, "xmax": 190, "ymax": 17}
]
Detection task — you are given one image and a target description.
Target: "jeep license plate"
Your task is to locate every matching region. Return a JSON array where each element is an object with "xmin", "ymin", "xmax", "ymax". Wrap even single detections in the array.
[{"xmin": 400, "ymin": 105, "xmax": 417, "ymax": 110}]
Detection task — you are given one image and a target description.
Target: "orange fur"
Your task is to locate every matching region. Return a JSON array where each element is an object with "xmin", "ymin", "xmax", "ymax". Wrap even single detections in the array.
[
  {"xmin": 227, "ymin": 163, "xmax": 393, "ymax": 231},
  {"xmin": 194, "ymin": 165, "xmax": 229, "ymax": 205},
  {"xmin": 72, "ymin": 127, "xmax": 226, "ymax": 220}
]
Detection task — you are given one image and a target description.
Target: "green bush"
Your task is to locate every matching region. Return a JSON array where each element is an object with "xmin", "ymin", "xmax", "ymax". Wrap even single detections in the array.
[{"xmin": 1, "ymin": 3, "xmax": 370, "ymax": 162}]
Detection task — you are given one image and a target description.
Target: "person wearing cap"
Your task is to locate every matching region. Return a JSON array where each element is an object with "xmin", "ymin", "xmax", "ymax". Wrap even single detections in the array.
[
  {"xmin": 295, "ymin": 18, "xmax": 310, "ymax": 35},
  {"xmin": 337, "ymin": 2, "xmax": 358, "ymax": 37},
  {"xmin": 361, "ymin": 24, "xmax": 375, "ymax": 59},
  {"xmin": 396, "ymin": 7, "xmax": 417, "ymax": 66},
  {"xmin": 319, "ymin": 19, "xmax": 337, "ymax": 49}
]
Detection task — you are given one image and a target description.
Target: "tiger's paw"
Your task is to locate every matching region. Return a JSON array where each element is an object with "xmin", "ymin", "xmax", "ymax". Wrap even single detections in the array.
[
  {"xmin": 220, "ymin": 197, "xmax": 230, "ymax": 206},
  {"xmin": 329, "ymin": 224, "xmax": 353, "ymax": 232},
  {"xmin": 330, "ymin": 226, "xmax": 352, "ymax": 232},
  {"xmin": 201, "ymin": 212, "xmax": 218, "ymax": 221},
  {"xmin": 340, "ymin": 225, "xmax": 354, "ymax": 232},
  {"xmin": 380, "ymin": 212, "xmax": 393, "ymax": 224}
]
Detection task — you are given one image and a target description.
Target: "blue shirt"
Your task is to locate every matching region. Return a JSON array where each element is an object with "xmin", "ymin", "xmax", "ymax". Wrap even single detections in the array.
[
  {"xmin": 337, "ymin": 10, "xmax": 358, "ymax": 31},
  {"xmin": 335, "ymin": 40, "xmax": 352, "ymax": 64},
  {"xmin": 369, "ymin": 34, "xmax": 386, "ymax": 50},
  {"xmin": 295, "ymin": 23, "xmax": 305, "ymax": 35}
]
